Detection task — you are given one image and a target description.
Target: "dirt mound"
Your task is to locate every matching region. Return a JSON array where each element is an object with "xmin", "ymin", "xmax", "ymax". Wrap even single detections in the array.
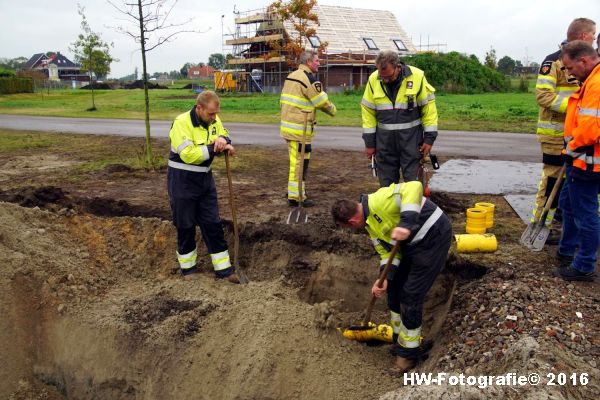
[
  {"xmin": 0, "ymin": 185, "xmax": 170, "ymax": 219},
  {"xmin": 80, "ymin": 82, "xmax": 112, "ymax": 90},
  {"xmin": 122, "ymin": 80, "xmax": 168, "ymax": 89}
]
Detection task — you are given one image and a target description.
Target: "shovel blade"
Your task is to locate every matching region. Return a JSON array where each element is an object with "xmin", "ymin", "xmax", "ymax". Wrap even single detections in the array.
[
  {"xmin": 520, "ymin": 222, "xmax": 539, "ymax": 246},
  {"xmin": 286, "ymin": 208, "xmax": 308, "ymax": 224},
  {"xmin": 529, "ymin": 226, "xmax": 551, "ymax": 251},
  {"xmin": 237, "ymin": 268, "xmax": 250, "ymax": 284}
]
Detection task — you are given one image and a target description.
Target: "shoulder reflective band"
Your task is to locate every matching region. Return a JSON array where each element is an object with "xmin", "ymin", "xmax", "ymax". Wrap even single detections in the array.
[
  {"xmin": 168, "ymin": 160, "xmax": 211, "ymax": 172},
  {"xmin": 409, "ymin": 207, "xmax": 443, "ymax": 245}
]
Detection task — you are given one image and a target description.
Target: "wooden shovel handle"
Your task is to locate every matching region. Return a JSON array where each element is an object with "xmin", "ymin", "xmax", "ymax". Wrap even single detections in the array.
[
  {"xmin": 362, "ymin": 241, "xmax": 402, "ymax": 325},
  {"xmin": 224, "ymin": 152, "xmax": 239, "ymax": 268}
]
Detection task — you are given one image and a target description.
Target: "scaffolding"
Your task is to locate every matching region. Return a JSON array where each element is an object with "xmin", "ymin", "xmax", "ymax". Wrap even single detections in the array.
[{"xmin": 224, "ymin": 7, "xmax": 287, "ymax": 93}]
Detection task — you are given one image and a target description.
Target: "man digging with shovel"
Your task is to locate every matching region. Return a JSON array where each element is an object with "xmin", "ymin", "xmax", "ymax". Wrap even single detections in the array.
[{"xmin": 332, "ymin": 181, "xmax": 452, "ymax": 372}]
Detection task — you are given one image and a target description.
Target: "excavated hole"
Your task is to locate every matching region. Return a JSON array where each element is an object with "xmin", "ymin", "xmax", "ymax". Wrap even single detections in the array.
[{"xmin": 1, "ymin": 190, "xmax": 494, "ymax": 399}]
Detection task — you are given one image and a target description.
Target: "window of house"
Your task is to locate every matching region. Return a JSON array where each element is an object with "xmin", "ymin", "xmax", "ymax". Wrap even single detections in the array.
[
  {"xmin": 308, "ymin": 36, "xmax": 321, "ymax": 48},
  {"xmin": 393, "ymin": 39, "xmax": 408, "ymax": 51},
  {"xmin": 362, "ymin": 38, "xmax": 378, "ymax": 50}
]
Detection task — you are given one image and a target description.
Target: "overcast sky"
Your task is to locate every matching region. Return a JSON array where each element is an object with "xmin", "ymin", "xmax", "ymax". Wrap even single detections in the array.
[{"xmin": 1, "ymin": 0, "xmax": 597, "ymax": 78}]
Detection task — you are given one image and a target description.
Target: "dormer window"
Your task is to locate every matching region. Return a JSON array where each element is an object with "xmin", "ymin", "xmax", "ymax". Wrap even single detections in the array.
[
  {"xmin": 393, "ymin": 39, "xmax": 407, "ymax": 51},
  {"xmin": 308, "ymin": 36, "xmax": 321, "ymax": 48},
  {"xmin": 362, "ymin": 37, "xmax": 378, "ymax": 50}
]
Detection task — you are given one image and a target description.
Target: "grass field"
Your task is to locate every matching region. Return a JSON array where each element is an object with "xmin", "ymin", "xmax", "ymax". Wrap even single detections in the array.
[{"xmin": 0, "ymin": 86, "xmax": 539, "ymax": 133}]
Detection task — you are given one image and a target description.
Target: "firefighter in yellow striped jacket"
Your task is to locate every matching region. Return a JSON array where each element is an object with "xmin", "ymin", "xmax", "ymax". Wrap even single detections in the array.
[
  {"xmin": 280, "ymin": 50, "xmax": 337, "ymax": 207},
  {"xmin": 531, "ymin": 18, "xmax": 596, "ymax": 230},
  {"xmin": 361, "ymin": 50, "xmax": 438, "ymax": 186},
  {"xmin": 332, "ymin": 181, "xmax": 452, "ymax": 372}
]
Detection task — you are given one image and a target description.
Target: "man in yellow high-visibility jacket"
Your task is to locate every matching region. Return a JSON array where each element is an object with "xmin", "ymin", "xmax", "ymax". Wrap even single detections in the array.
[
  {"xmin": 332, "ymin": 181, "xmax": 452, "ymax": 372},
  {"xmin": 280, "ymin": 50, "xmax": 337, "ymax": 207},
  {"xmin": 530, "ymin": 18, "xmax": 596, "ymax": 236},
  {"xmin": 361, "ymin": 50, "xmax": 438, "ymax": 186},
  {"xmin": 167, "ymin": 90, "xmax": 240, "ymax": 283}
]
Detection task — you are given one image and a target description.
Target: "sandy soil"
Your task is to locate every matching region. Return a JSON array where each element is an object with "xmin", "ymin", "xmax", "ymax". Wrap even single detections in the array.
[{"xmin": 0, "ymin": 134, "xmax": 598, "ymax": 400}]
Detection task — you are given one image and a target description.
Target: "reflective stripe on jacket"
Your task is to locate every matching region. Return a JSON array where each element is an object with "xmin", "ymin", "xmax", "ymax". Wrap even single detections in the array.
[
  {"xmin": 361, "ymin": 63, "xmax": 438, "ymax": 148},
  {"xmin": 535, "ymin": 50, "xmax": 579, "ymax": 140},
  {"xmin": 564, "ymin": 63, "xmax": 600, "ymax": 174},
  {"xmin": 168, "ymin": 107, "xmax": 230, "ymax": 168},
  {"xmin": 364, "ymin": 182, "xmax": 442, "ymax": 267},
  {"xmin": 280, "ymin": 64, "xmax": 336, "ymax": 142}
]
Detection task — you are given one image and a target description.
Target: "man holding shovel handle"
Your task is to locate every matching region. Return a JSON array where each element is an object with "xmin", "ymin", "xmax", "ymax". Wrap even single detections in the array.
[
  {"xmin": 167, "ymin": 90, "xmax": 241, "ymax": 283},
  {"xmin": 332, "ymin": 181, "xmax": 452, "ymax": 372}
]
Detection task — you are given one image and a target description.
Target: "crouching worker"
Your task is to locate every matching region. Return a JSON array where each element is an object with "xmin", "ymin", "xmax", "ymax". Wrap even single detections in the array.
[
  {"xmin": 331, "ymin": 181, "xmax": 452, "ymax": 371},
  {"xmin": 167, "ymin": 90, "xmax": 240, "ymax": 283}
]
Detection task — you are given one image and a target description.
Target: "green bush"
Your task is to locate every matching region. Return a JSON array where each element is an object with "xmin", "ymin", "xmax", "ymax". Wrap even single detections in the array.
[
  {"xmin": 0, "ymin": 77, "xmax": 34, "ymax": 94},
  {"xmin": 401, "ymin": 52, "xmax": 511, "ymax": 94},
  {"xmin": 0, "ymin": 68, "xmax": 15, "ymax": 78}
]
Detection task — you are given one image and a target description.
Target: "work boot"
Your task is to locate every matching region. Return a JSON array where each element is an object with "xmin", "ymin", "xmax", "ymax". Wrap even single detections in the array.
[
  {"xmin": 288, "ymin": 199, "xmax": 315, "ymax": 207},
  {"xmin": 393, "ymin": 356, "xmax": 416, "ymax": 373},
  {"xmin": 556, "ymin": 252, "xmax": 574, "ymax": 268},
  {"xmin": 546, "ymin": 229, "xmax": 561, "ymax": 245},
  {"xmin": 225, "ymin": 273, "xmax": 241, "ymax": 284},
  {"xmin": 180, "ymin": 265, "xmax": 201, "ymax": 280},
  {"xmin": 553, "ymin": 266, "xmax": 596, "ymax": 282}
]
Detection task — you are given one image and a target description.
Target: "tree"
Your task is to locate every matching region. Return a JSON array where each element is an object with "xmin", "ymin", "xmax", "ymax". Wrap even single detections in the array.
[
  {"xmin": 484, "ymin": 47, "xmax": 497, "ymax": 69},
  {"xmin": 268, "ymin": 0, "xmax": 327, "ymax": 67},
  {"xmin": 208, "ymin": 53, "xmax": 225, "ymax": 70},
  {"xmin": 70, "ymin": 4, "xmax": 115, "ymax": 111},
  {"xmin": 497, "ymin": 55, "xmax": 516, "ymax": 75},
  {"xmin": 0, "ymin": 57, "xmax": 28, "ymax": 70},
  {"xmin": 107, "ymin": 0, "xmax": 199, "ymax": 167},
  {"xmin": 180, "ymin": 62, "xmax": 194, "ymax": 77}
]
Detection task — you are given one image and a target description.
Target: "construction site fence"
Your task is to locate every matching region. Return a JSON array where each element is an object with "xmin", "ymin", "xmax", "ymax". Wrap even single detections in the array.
[{"xmin": 214, "ymin": 70, "xmax": 375, "ymax": 94}]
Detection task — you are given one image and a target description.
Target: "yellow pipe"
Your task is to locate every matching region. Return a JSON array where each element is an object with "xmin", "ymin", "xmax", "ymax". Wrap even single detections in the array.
[
  {"xmin": 455, "ymin": 233, "xmax": 497, "ymax": 253},
  {"xmin": 466, "ymin": 208, "xmax": 487, "ymax": 234},
  {"xmin": 475, "ymin": 202, "xmax": 495, "ymax": 229}
]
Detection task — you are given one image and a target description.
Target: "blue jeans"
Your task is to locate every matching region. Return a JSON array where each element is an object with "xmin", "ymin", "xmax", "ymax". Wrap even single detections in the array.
[{"xmin": 558, "ymin": 165, "xmax": 600, "ymax": 273}]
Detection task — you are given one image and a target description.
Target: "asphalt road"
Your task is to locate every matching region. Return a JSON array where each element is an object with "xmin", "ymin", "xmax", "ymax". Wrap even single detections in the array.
[{"xmin": 0, "ymin": 114, "xmax": 539, "ymax": 162}]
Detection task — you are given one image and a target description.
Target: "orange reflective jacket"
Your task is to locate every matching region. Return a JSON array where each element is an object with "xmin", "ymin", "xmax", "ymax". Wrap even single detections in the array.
[{"xmin": 564, "ymin": 63, "xmax": 600, "ymax": 173}]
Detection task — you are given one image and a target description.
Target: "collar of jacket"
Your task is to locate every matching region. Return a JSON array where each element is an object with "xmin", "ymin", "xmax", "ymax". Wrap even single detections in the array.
[
  {"xmin": 399, "ymin": 62, "xmax": 412, "ymax": 79},
  {"xmin": 360, "ymin": 194, "xmax": 370, "ymax": 222},
  {"xmin": 190, "ymin": 106, "xmax": 209, "ymax": 129},
  {"xmin": 299, "ymin": 64, "xmax": 315, "ymax": 75}
]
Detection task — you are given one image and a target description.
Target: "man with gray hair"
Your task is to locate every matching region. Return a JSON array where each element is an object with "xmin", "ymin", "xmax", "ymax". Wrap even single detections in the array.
[
  {"xmin": 554, "ymin": 41, "xmax": 600, "ymax": 282},
  {"xmin": 280, "ymin": 50, "xmax": 337, "ymax": 207},
  {"xmin": 530, "ymin": 18, "xmax": 596, "ymax": 243},
  {"xmin": 361, "ymin": 50, "xmax": 438, "ymax": 186}
]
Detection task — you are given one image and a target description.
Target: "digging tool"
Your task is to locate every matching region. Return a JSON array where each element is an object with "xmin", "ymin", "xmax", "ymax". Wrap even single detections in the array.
[
  {"xmin": 340, "ymin": 241, "xmax": 402, "ymax": 340},
  {"xmin": 224, "ymin": 152, "xmax": 249, "ymax": 284},
  {"xmin": 286, "ymin": 110, "xmax": 311, "ymax": 224},
  {"xmin": 520, "ymin": 164, "xmax": 566, "ymax": 251},
  {"xmin": 370, "ymin": 155, "xmax": 378, "ymax": 178},
  {"xmin": 363, "ymin": 241, "xmax": 401, "ymax": 325}
]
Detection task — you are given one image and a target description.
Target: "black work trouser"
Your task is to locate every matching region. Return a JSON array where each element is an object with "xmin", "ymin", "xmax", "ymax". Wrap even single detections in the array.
[
  {"xmin": 387, "ymin": 212, "xmax": 452, "ymax": 358},
  {"xmin": 168, "ymin": 171, "xmax": 231, "ymax": 276},
  {"xmin": 376, "ymin": 128, "xmax": 423, "ymax": 186}
]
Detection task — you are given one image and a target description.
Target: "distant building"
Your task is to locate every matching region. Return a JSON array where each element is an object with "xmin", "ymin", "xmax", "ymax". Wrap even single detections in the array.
[
  {"xmin": 226, "ymin": 4, "xmax": 417, "ymax": 92},
  {"xmin": 23, "ymin": 52, "xmax": 87, "ymax": 81},
  {"xmin": 188, "ymin": 65, "xmax": 215, "ymax": 79}
]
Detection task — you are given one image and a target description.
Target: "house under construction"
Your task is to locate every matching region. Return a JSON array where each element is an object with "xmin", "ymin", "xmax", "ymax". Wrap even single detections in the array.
[{"xmin": 221, "ymin": 4, "xmax": 417, "ymax": 93}]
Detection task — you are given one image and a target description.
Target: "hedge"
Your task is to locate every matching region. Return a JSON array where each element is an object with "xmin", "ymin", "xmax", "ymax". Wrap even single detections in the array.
[
  {"xmin": 402, "ymin": 52, "xmax": 510, "ymax": 94},
  {"xmin": 0, "ymin": 77, "xmax": 34, "ymax": 94}
]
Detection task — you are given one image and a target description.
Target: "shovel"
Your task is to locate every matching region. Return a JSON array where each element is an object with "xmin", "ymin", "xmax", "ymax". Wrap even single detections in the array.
[
  {"xmin": 520, "ymin": 164, "xmax": 565, "ymax": 251},
  {"xmin": 286, "ymin": 110, "xmax": 311, "ymax": 224},
  {"xmin": 342, "ymin": 241, "xmax": 402, "ymax": 337},
  {"xmin": 224, "ymin": 152, "xmax": 249, "ymax": 284}
]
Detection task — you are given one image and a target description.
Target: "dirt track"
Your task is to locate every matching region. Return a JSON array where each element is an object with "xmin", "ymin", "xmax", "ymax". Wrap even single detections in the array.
[{"xmin": 0, "ymin": 132, "xmax": 598, "ymax": 399}]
